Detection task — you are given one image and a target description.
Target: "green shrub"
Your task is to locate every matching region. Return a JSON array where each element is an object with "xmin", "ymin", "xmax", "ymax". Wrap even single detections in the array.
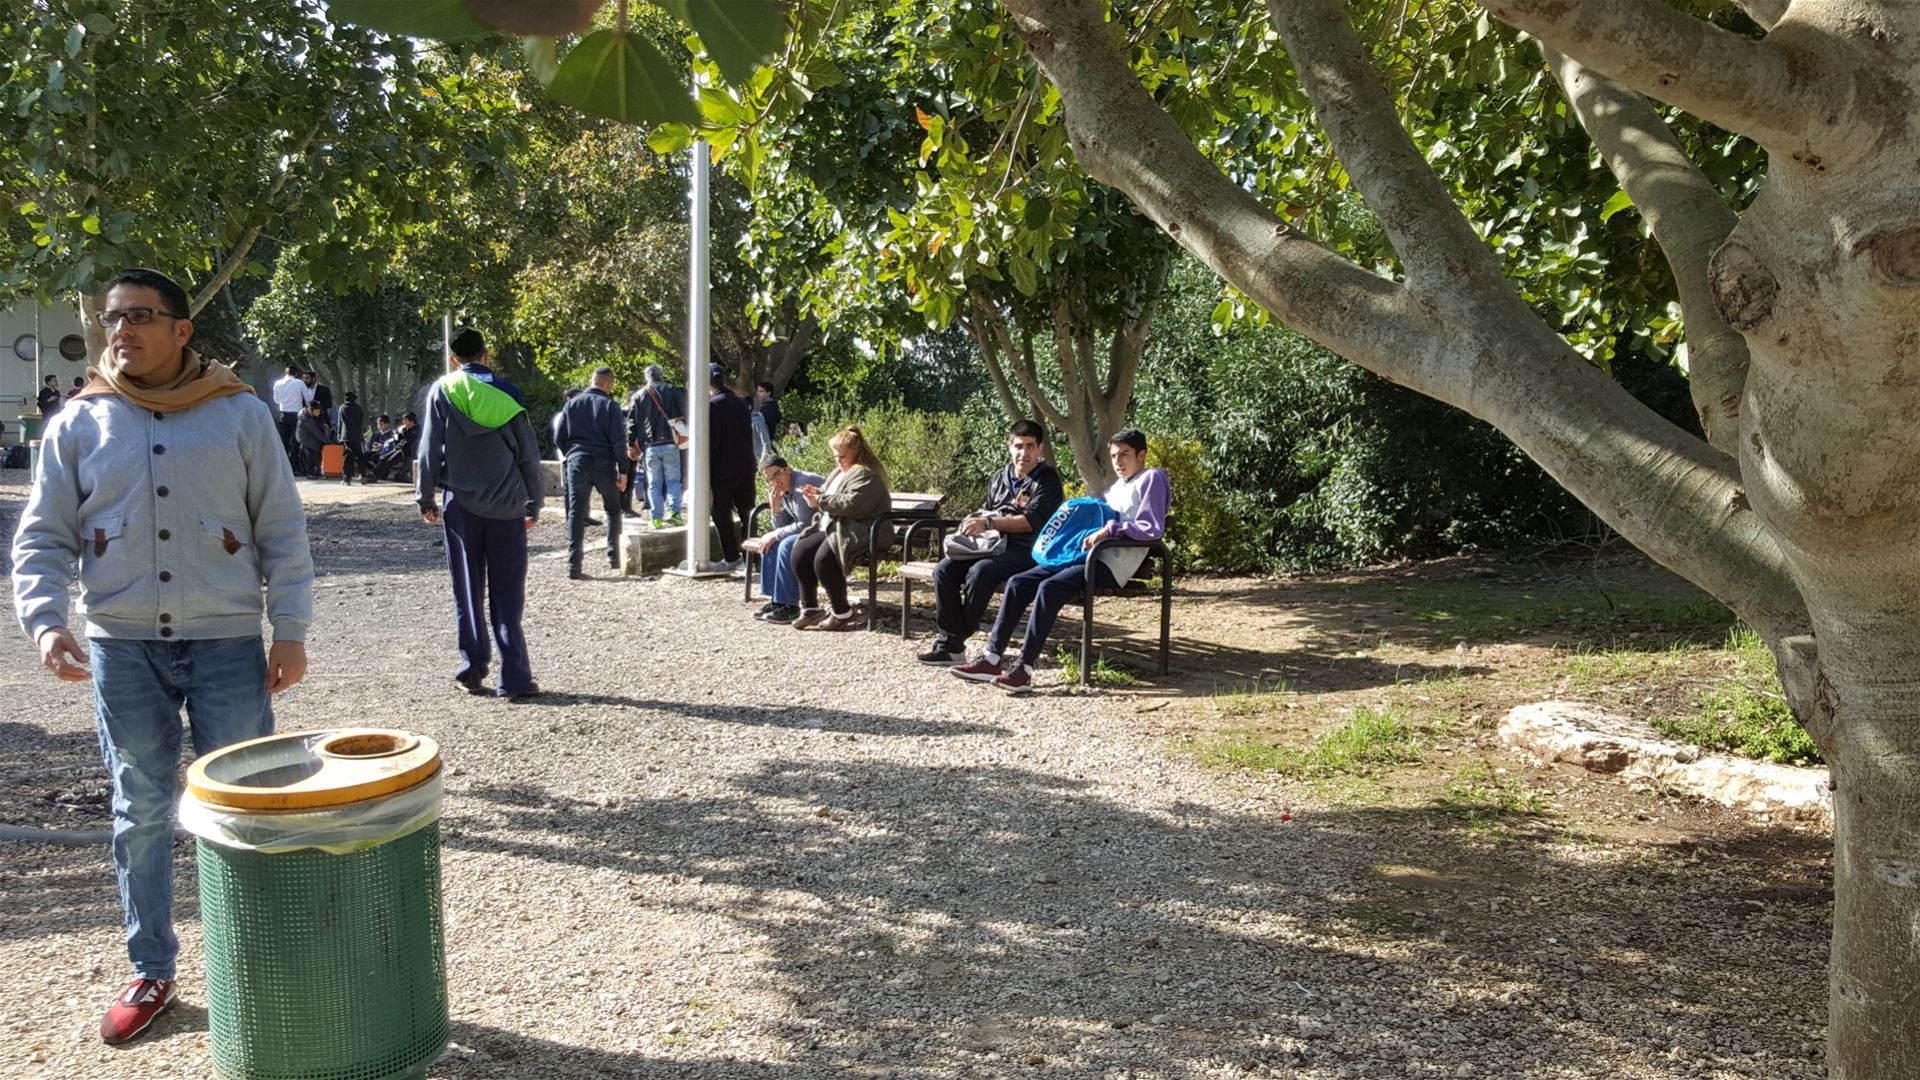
[{"xmin": 773, "ymin": 397, "xmax": 993, "ymax": 511}]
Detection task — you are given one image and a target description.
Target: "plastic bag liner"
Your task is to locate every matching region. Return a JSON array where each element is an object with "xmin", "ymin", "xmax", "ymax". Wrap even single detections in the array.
[{"xmin": 181, "ymin": 773, "xmax": 443, "ymax": 855}]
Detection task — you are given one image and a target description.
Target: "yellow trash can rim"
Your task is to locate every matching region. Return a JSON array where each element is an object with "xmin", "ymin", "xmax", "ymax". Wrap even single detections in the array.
[{"xmin": 187, "ymin": 728, "xmax": 441, "ymax": 812}]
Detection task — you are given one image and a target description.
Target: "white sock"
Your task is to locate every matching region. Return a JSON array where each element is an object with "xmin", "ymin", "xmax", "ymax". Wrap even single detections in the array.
[{"xmin": 982, "ymin": 650, "xmax": 1001, "ymax": 665}]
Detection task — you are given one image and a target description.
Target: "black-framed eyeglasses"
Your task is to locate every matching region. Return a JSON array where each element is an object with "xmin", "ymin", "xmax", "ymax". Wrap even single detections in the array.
[{"xmin": 94, "ymin": 308, "xmax": 186, "ymax": 328}]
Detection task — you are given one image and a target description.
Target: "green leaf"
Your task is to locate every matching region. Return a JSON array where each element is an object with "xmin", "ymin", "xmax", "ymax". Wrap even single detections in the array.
[
  {"xmin": 1210, "ymin": 298, "xmax": 1234, "ymax": 332},
  {"xmin": 658, "ymin": 0, "xmax": 788, "ymax": 85},
  {"xmin": 325, "ymin": 0, "xmax": 492, "ymax": 41},
  {"xmin": 80, "ymin": 12, "xmax": 115, "ymax": 35},
  {"xmin": 521, "ymin": 36, "xmax": 560, "ymax": 86},
  {"xmin": 1008, "ymin": 254, "xmax": 1038, "ymax": 296},
  {"xmin": 547, "ymin": 29, "xmax": 699, "ymax": 125},
  {"xmin": 65, "ymin": 23, "xmax": 85, "ymax": 57},
  {"xmin": 1599, "ymin": 189, "xmax": 1635, "ymax": 223},
  {"xmin": 646, "ymin": 122, "xmax": 695, "ymax": 155},
  {"xmin": 81, "ymin": 213, "xmax": 101, "ymax": 235}
]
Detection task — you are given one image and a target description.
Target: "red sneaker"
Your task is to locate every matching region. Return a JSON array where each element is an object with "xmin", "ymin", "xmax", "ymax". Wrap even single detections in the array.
[
  {"xmin": 994, "ymin": 667, "xmax": 1033, "ymax": 695},
  {"xmin": 101, "ymin": 978, "xmax": 175, "ymax": 1044},
  {"xmin": 949, "ymin": 656, "xmax": 1002, "ymax": 683}
]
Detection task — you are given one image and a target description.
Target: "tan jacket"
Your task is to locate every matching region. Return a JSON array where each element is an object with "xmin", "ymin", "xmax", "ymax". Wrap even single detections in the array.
[{"xmin": 804, "ymin": 464, "xmax": 890, "ymax": 566}]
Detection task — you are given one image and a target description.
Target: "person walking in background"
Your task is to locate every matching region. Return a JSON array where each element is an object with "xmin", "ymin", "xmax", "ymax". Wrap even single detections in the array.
[
  {"xmin": 12, "ymin": 267, "xmax": 312, "ymax": 1045},
  {"xmin": 953, "ymin": 428, "xmax": 1169, "ymax": 694},
  {"xmin": 706, "ymin": 364, "xmax": 758, "ymax": 572},
  {"xmin": 68, "ymin": 374, "xmax": 85, "ymax": 400},
  {"xmin": 338, "ymin": 391, "xmax": 366, "ymax": 485},
  {"xmin": 744, "ymin": 454, "xmax": 824, "ymax": 623},
  {"xmin": 36, "ymin": 373, "xmax": 63, "ymax": 418},
  {"xmin": 415, "ymin": 329, "xmax": 545, "ymax": 699},
  {"xmin": 295, "ymin": 402, "xmax": 328, "ymax": 480},
  {"xmin": 788, "ymin": 425, "xmax": 890, "ymax": 632},
  {"xmin": 917, "ymin": 419, "xmax": 1065, "ymax": 665},
  {"xmin": 270, "ymin": 365, "xmax": 310, "ymax": 467},
  {"xmin": 551, "ymin": 387, "xmax": 583, "ymax": 457},
  {"xmin": 553, "ymin": 367, "xmax": 627, "ymax": 579},
  {"xmin": 755, "ymin": 381, "xmax": 781, "ymax": 447},
  {"xmin": 628, "ymin": 364, "xmax": 686, "ymax": 529}
]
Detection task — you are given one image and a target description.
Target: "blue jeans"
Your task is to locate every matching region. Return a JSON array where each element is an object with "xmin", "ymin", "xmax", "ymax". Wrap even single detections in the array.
[
  {"xmin": 643, "ymin": 443, "xmax": 682, "ymax": 521},
  {"xmin": 759, "ymin": 533, "xmax": 801, "ymax": 605},
  {"xmin": 92, "ymin": 636, "xmax": 274, "ymax": 980},
  {"xmin": 564, "ymin": 454, "xmax": 622, "ymax": 569}
]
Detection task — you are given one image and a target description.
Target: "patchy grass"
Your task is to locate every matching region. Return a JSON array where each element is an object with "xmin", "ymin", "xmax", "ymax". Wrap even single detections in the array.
[
  {"xmin": 1199, "ymin": 706, "xmax": 1423, "ymax": 778},
  {"xmin": 1559, "ymin": 640, "xmax": 1700, "ymax": 692},
  {"xmin": 1651, "ymin": 626, "xmax": 1821, "ymax": 765},
  {"xmin": 1357, "ymin": 579, "xmax": 1735, "ymax": 644},
  {"xmin": 1439, "ymin": 760, "xmax": 1547, "ymax": 831},
  {"xmin": 1054, "ymin": 646, "xmax": 1138, "ymax": 687},
  {"xmin": 1210, "ymin": 676, "xmax": 1290, "ymax": 717}
]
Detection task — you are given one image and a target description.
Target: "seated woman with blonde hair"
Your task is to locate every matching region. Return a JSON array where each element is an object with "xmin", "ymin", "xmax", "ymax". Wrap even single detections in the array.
[{"xmin": 788, "ymin": 425, "xmax": 890, "ymax": 631}]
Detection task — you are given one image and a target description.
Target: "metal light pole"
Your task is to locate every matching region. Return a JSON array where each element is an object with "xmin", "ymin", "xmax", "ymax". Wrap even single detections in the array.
[{"xmin": 681, "ymin": 136, "xmax": 714, "ymax": 572}]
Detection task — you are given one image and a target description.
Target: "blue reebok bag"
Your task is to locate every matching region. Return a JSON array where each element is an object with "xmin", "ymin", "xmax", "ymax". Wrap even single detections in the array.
[{"xmin": 1030, "ymin": 496, "xmax": 1118, "ymax": 569}]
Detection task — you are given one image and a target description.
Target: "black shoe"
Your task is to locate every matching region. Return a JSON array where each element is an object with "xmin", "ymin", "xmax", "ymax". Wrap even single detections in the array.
[
  {"xmin": 588, "ymin": 518, "xmax": 605, "ymax": 527},
  {"xmin": 752, "ymin": 602, "xmax": 778, "ymax": 619},
  {"xmin": 454, "ymin": 673, "xmax": 488, "ymax": 696},
  {"xmin": 500, "ymin": 683, "xmax": 542, "ymax": 701},
  {"xmin": 608, "ymin": 552, "xmax": 621, "ymax": 570},
  {"xmin": 917, "ymin": 647, "xmax": 964, "ymax": 665},
  {"xmin": 568, "ymin": 567, "xmax": 587, "ymax": 580},
  {"xmin": 764, "ymin": 604, "xmax": 800, "ymax": 624}
]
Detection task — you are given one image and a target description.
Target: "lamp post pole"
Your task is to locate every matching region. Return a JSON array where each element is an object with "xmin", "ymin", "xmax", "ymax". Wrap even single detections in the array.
[{"xmin": 682, "ymin": 136, "xmax": 713, "ymax": 571}]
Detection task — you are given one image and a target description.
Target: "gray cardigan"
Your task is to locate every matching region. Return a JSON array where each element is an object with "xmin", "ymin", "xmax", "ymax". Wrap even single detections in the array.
[
  {"xmin": 12, "ymin": 392, "xmax": 314, "ymax": 643},
  {"xmin": 764, "ymin": 468, "xmax": 826, "ymax": 544}
]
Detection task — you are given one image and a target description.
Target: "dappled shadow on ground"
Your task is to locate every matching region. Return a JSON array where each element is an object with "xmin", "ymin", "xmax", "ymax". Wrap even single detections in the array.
[
  {"xmin": 442, "ymin": 759, "xmax": 1827, "ymax": 1078},
  {"xmin": 515, "ymin": 693, "xmax": 1010, "ymax": 738}
]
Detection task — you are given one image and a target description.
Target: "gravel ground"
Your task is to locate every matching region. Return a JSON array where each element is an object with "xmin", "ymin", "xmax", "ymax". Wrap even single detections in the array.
[{"xmin": 0, "ymin": 478, "xmax": 1827, "ymax": 1079}]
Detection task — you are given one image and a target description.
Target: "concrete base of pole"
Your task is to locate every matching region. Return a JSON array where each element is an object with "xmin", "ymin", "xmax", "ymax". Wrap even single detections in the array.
[{"xmin": 621, "ymin": 523, "xmax": 725, "ymax": 576}]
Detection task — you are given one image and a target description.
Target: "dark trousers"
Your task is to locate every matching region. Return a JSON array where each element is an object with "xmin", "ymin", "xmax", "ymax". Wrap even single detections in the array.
[
  {"xmin": 711, "ymin": 473, "xmax": 757, "ymax": 562},
  {"xmin": 931, "ymin": 548, "xmax": 1035, "ymax": 652},
  {"xmin": 986, "ymin": 561, "xmax": 1118, "ymax": 669},
  {"xmin": 276, "ymin": 411, "xmax": 298, "ymax": 458},
  {"xmin": 442, "ymin": 500, "xmax": 534, "ymax": 694},
  {"xmin": 791, "ymin": 529, "xmax": 850, "ymax": 613},
  {"xmin": 340, "ymin": 435, "xmax": 365, "ymax": 481},
  {"xmin": 619, "ymin": 454, "xmax": 638, "ymax": 515},
  {"xmin": 565, "ymin": 454, "xmax": 622, "ymax": 570}
]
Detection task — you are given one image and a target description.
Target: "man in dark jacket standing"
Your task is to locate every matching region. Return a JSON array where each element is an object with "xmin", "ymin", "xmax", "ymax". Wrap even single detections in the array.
[
  {"xmin": 338, "ymin": 392, "xmax": 366, "ymax": 484},
  {"xmin": 706, "ymin": 365, "xmax": 758, "ymax": 571},
  {"xmin": 416, "ymin": 329, "xmax": 545, "ymax": 699},
  {"xmin": 553, "ymin": 366, "xmax": 628, "ymax": 578}
]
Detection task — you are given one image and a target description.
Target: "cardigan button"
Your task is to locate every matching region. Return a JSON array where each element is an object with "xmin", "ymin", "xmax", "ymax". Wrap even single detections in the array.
[
  {"xmin": 157, "ymin": 529, "xmax": 171, "ymax": 541},
  {"xmin": 156, "ymin": 486, "xmax": 169, "ymax": 497},
  {"xmin": 159, "ymin": 627, "xmax": 173, "ymax": 638},
  {"xmin": 158, "ymin": 571, "xmax": 172, "ymax": 582},
  {"xmin": 152, "ymin": 444, "xmax": 166, "ymax": 455}
]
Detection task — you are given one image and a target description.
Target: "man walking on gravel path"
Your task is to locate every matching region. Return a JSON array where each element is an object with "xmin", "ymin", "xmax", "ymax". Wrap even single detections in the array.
[
  {"xmin": 11, "ymin": 267, "xmax": 314, "ymax": 1047},
  {"xmin": 553, "ymin": 366, "xmax": 627, "ymax": 578},
  {"xmin": 415, "ymin": 328, "xmax": 546, "ymax": 699}
]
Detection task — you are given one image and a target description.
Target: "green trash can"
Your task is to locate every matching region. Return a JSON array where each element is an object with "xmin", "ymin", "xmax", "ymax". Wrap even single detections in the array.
[{"xmin": 182, "ymin": 729, "xmax": 449, "ymax": 1080}]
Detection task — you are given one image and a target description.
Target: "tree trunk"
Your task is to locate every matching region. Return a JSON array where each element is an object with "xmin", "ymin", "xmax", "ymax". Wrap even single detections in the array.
[{"xmin": 1001, "ymin": 0, "xmax": 1920, "ymax": 1074}]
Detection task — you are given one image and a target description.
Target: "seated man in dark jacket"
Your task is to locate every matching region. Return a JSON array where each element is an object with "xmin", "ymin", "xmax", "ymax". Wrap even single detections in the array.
[{"xmin": 917, "ymin": 419, "xmax": 1065, "ymax": 664}]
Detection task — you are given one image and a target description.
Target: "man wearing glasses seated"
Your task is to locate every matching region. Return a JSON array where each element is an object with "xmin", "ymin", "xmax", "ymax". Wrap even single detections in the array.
[{"xmin": 11, "ymin": 268, "xmax": 314, "ymax": 1046}]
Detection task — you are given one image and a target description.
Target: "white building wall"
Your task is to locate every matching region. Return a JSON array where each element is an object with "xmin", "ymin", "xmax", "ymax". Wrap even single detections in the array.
[{"xmin": 0, "ymin": 299, "xmax": 89, "ymax": 420}]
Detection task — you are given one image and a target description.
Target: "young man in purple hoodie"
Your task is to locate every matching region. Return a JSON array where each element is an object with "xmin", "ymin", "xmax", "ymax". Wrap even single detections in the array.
[{"xmin": 952, "ymin": 428, "xmax": 1169, "ymax": 694}]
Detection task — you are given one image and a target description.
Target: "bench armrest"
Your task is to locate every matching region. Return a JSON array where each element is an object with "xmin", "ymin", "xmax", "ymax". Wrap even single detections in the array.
[
  {"xmin": 902, "ymin": 516, "xmax": 965, "ymax": 559},
  {"xmin": 1083, "ymin": 536, "xmax": 1173, "ymax": 582}
]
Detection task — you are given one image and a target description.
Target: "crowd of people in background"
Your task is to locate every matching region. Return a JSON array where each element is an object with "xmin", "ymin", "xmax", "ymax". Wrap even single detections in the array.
[{"xmin": 267, "ymin": 364, "xmax": 416, "ymax": 483}]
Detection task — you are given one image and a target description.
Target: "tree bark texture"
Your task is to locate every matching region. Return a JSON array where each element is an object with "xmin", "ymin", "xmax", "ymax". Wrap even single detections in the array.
[{"xmin": 1000, "ymin": 0, "xmax": 1920, "ymax": 1074}]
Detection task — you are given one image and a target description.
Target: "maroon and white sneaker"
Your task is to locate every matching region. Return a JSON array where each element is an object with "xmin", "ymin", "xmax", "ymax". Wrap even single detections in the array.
[
  {"xmin": 994, "ymin": 666, "xmax": 1033, "ymax": 695},
  {"xmin": 949, "ymin": 655, "xmax": 1003, "ymax": 683},
  {"xmin": 100, "ymin": 978, "xmax": 176, "ymax": 1044}
]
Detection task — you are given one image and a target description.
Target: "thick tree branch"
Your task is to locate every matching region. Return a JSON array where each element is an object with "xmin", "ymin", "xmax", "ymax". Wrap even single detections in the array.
[
  {"xmin": 1104, "ymin": 249, "xmax": 1168, "ymax": 415},
  {"xmin": 1264, "ymin": 0, "xmax": 1510, "ymax": 292},
  {"xmin": 962, "ymin": 302, "xmax": 1030, "ymax": 422},
  {"xmin": 998, "ymin": 0, "xmax": 1423, "ymax": 386},
  {"xmin": 189, "ymin": 111, "xmax": 329, "ymax": 316},
  {"xmin": 999, "ymin": 0, "xmax": 1812, "ymax": 639},
  {"xmin": 1735, "ymin": 0, "xmax": 1790, "ymax": 31},
  {"xmin": 997, "ymin": 311, "xmax": 1072, "ymax": 435},
  {"xmin": 1544, "ymin": 48, "xmax": 1749, "ymax": 456},
  {"xmin": 1479, "ymin": 0, "xmax": 1847, "ymax": 159}
]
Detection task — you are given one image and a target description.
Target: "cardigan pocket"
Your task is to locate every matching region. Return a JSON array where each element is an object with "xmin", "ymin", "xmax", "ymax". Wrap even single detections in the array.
[
  {"xmin": 200, "ymin": 514, "xmax": 262, "ymax": 595},
  {"xmin": 81, "ymin": 512, "xmax": 125, "ymax": 559}
]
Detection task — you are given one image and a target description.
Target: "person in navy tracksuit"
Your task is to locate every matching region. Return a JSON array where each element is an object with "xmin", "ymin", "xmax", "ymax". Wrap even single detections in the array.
[{"xmin": 414, "ymin": 329, "xmax": 546, "ymax": 699}]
